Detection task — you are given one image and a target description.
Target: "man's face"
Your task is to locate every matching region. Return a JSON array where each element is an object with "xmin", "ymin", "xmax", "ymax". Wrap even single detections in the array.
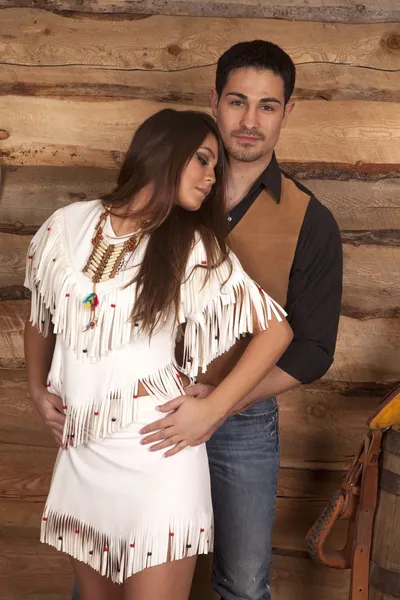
[{"xmin": 211, "ymin": 67, "xmax": 294, "ymax": 163}]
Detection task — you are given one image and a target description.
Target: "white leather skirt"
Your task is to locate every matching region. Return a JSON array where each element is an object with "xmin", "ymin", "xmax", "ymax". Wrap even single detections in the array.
[{"xmin": 40, "ymin": 396, "xmax": 213, "ymax": 583}]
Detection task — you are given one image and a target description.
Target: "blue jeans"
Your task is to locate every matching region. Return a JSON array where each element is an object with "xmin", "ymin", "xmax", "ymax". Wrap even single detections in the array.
[
  {"xmin": 71, "ymin": 398, "xmax": 279, "ymax": 600},
  {"xmin": 206, "ymin": 397, "xmax": 279, "ymax": 600}
]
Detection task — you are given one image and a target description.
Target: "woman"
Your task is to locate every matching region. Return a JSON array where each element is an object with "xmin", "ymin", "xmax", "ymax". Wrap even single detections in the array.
[{"xmin": 24, "ymin": 109, "xmax": 292, "ymax": 600}]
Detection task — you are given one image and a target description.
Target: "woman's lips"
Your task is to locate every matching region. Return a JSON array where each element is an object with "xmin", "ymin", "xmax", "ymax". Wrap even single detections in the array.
[{"xmin": 195, "ymin": 187, "xmax": 209, "ymax": 197}]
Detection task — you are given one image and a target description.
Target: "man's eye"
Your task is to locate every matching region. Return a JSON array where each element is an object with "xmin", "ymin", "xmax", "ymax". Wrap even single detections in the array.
[
  {"xmin": 261, "ymin": 105, "xmax": 273, "ymax": 111},
  {"xmin": 231, "ymin": 101, "xmax": 244, "ymax": 107}
]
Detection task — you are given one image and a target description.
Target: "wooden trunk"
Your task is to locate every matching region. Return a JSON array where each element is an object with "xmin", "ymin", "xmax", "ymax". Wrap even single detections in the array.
[{"xmin": 369, "ymin": 429, "xmax": 400, "ymax": 599}]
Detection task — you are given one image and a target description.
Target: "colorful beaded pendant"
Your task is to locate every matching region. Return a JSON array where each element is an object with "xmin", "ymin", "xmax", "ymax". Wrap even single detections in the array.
[{"xmin": 81, "ymin": 207, "xmax": 142, "ymax": 331}]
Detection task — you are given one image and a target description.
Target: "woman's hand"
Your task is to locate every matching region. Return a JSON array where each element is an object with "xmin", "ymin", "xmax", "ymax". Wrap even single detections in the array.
[
  {"xmin": 139, "ymin": 394, "xmax": 224, "ymax": 457},
  {"xmin": 185, "ymin": 383, "xmax": 216, "ymax": 399},
  {"xmin": 31, "ymin": 387, "xmax": 66, "ymax": 448}
]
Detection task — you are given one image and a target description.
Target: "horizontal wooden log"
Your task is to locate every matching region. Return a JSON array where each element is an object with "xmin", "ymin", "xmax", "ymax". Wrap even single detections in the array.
[
  {"xmin": 2, "ymin": 230, "xmax": 399, "ymax": 316},
  {"xmin": 1, "ymin": 299, "xmax": 399, "ymax": 380},
  {"xmin": 326, "ymin": 316, "xmax": 400, "ymax": 383},
  {"xmin": 284, "ymin": 162, "xmax": 400, "ymax": 181},
  {"xmin": 0, "ymin": 238, "xmax": 31, "ymax": 290},
  {"xmin": 1, "ymin": 62, "xmax": 399, "ymax": 103},
  {"xmin": 0, "ymin": 11, "xmax": 399, "ymax": 92},
  {"xmin": 1, "ymin": 10, "xmax": 396, "ymax": 71},
  {"xmin": 305, "ymin": 179, "xmax": 400, "ymax": 230},
  {"xmin": 1, "ymin": 168, "xmax": 399, "ymax": 233},
  {"xmin": 0, "ymin": 370, "xmax": 381, "ymax": 468},
  {"xmin": 1, "ymin": 0, "xmax": 399, "ymax": 22},
  {"xmin": 0, "ymin": 301, "xmax": 29, "ymax": 369},
  {"xmin": 0, "ymin": 96, "xmax": 399, "ymax": 168},
  {"xmin": 0, "ymin": 166, "xmax": 116, "ymax": 235},
  {"xmin": 0, "ymin": 534, "xmax": 73, "ymax": 600},
  {"xmin": 342, "ymin": 245, "xmax": 400, "ymax": 318},
  {"xmin": 278, "ymin": 385, "xmax": 380, "ymax": 470},
  {"xmin": 192, "ymin": 552, "xmax": 350, "ymax": 600},
  {"xmin": 0, "ymin": 531, "xmax": 350, "ymax": 600}
]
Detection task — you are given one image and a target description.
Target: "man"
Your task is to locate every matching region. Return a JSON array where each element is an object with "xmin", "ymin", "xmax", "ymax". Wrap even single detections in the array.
[
  {"xmin": 73, "ymin": 40, "xmax": 342, "ymax": 600},
  {"xmin": 140, "ymin": 40, "xmax": 343, "ymax": 600}
]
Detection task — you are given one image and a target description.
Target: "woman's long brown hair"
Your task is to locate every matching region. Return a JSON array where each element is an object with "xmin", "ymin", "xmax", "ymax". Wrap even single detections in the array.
[{"xmin": 102, "ymin": 108, "xmax": 231, "ymax": 334}]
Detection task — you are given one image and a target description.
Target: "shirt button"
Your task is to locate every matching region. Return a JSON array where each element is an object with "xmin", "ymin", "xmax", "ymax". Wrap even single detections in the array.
[{"xmin": 227, "ymin": 216, "xmax": 232, "ymax": 222}]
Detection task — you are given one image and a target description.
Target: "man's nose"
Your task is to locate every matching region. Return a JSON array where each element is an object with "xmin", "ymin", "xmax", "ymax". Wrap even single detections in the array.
[{"xmin": 240, "ymin": 106, "xmax": 260, "ymax": 131}]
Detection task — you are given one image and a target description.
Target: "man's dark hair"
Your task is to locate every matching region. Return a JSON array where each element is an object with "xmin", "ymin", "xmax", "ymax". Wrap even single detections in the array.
[{"xmin": 215, "ymin": 40, "xmax": 296, "ymax": 105}]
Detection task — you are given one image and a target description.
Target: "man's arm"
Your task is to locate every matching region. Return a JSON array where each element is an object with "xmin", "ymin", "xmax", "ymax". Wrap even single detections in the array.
[{"xmin": 227, "ymin": 365, "xmax": 299, "ymax": 414}]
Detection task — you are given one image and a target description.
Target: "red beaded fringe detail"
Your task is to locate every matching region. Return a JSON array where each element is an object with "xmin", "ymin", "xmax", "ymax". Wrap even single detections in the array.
[{"xmin": 41, "ymin": 507, "xmax": 213, "ymax": 584}]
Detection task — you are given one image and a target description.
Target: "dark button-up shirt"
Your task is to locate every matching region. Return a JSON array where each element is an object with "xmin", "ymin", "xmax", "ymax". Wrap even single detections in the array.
[{"xmin": 228, "ymin": 153, "xmax": 343, "ymax": 384}]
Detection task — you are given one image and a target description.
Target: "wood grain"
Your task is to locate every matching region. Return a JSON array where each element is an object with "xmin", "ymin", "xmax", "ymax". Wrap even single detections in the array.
[
  {"xmin": 305, "ymin": 179, "xmax": 400, "ymax": 231},
  {"xmin": 0, "ymin": 166, "xmax": 116, "ymax": 234},
  {"xmin": 1, "ymin": 168, "xmax": 399, "ymax": 233},
  {"xmin": 191, "ymin": 553, "xmax": 350, "ymax": 600},
  {"xmin": 0, "ymin": 300, "xmax": 29, "ymax": 369},
  {"xmin": 1, "ymin": 10, "xmax": 399, "ymax": 71},
  {"xmin": 1, "ymin": 0, "xmax": 399, "ymax": 22},
  {"xmin": 0, "ymin": 96, "xmax": 399, "ymax": 168},
  {"xmin": 342, "ymin": 245, "xmax": 400, "ymax": 318},
  {"xmin": 0, "ymin": 535, "xmax": 73, "ymax": 600},
  {"xmin": 326, "ymin": 316, "xmax": 400, "ymax": 384},
  {"xmin": 278, "ymin": 385, "xmax": 380, "ymax": 470},
  {"xmin": 0, "ymin": 235, "xmax": 30, "ymax": 288},
  {"xmin": 1, "ymin": 62, "xmax": 399, "ymax": 103}
]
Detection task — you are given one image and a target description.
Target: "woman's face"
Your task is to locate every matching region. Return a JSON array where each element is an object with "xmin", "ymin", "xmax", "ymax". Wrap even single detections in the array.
[{"xmin": 178, "ymin": 133, "xmax": 219, "ymax": 211}]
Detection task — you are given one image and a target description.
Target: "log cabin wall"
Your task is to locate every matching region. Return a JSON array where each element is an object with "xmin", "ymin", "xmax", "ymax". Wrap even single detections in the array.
[{"xmin": 0, "ymin": 2, "xmax": 399, "ymax": 599}]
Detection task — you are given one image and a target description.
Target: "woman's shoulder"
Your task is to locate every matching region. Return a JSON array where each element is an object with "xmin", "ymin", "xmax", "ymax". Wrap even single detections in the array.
[
  {"xmin": 36, "ymin": 199, "xmax": 103, "ymax": 231},
  {"xmin": 57, "ymin": 198, "xmax": 103, "ymax": 222}
]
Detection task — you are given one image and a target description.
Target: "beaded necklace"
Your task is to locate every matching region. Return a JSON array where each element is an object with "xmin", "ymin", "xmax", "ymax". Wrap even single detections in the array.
[{"xmin": 81, "ymin": 207, "xmax": 142, "ymax": 332}]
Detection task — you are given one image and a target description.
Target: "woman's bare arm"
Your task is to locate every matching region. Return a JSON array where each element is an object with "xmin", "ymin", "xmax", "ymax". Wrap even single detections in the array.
[
  {"xmin": 140, "ymin": 316, "xmax": 293, "ymax": 455},
  {"xmin": 24, "ymin": 320, "xmax": 66, "ymax": 447}
]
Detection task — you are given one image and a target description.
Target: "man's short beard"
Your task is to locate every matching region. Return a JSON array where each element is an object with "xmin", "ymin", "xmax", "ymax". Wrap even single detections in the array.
[{"xmin": 226, "ymin": 143, "xmax": 266, "ymax": 163}]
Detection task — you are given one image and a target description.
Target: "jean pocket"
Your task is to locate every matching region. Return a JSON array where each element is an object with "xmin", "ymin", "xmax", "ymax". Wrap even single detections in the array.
[{"xmin": 236, "ymin": 396, "xmax": 278, "ymax": 418}]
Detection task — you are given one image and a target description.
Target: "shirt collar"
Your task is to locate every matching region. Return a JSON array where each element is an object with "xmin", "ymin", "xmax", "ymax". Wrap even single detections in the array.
[{"xmin": 253, "ymin": 152, "xmax": 282, "ymax": 204}]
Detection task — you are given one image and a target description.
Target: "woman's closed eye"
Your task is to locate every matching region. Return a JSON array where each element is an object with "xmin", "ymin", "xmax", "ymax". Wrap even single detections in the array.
[{"xmin": 196, "ymin": 153, "xmax": 209, "ymax": 167}]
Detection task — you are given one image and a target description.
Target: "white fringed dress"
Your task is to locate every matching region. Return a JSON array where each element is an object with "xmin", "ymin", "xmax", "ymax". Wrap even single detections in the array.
[{"xmin": 24, "ymin": 199, "xmax": 286, "ymax": 582}]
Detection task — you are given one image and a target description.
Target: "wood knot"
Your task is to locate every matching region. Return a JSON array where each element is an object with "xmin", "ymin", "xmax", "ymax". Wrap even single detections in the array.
[
  {"xmin": 356, "ymin": 4, "xmax": 365, "ymax": 12},
  {"xmin": 110, "ymin": 150, "xmax": 123, "ymax": 164},
  {"xmin": 168, "ymin": 44, "xmax": 182, "ymax": 57},
  {"xmin": 310, "ymin": 403, "xmax": 327, "ymax": 419},
  {"xmin": 0, "ymin": 130, "xmax": 10, "ymax": 140},
  {"xmin": 143, "ymin": 62, "xmax": 154, "ymax": 70},
  {"xmin": 383, "ymin": 33, "xmax": 400, "ymax": 50},
  {"xmin": 43, "ymin": 27, "xmax": 52, "ymax": 36}
]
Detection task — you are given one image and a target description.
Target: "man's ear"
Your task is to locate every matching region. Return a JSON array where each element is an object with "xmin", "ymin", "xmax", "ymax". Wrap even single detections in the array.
[
  {"xmin": 210, "ymin": 88, "xmax": 219, "ymax": 118},
  {"xmin": 282, "ymin": 100, "xmax": 295, "ymax": 128}
]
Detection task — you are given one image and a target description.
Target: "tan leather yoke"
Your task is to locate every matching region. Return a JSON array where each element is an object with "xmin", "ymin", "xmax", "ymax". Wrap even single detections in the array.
[{"xmin": 198, "ymin": 174, "xmax": 311, "ymax": 387}]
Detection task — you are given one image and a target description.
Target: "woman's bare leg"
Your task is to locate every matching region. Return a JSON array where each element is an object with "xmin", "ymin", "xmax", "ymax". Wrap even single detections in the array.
[
  {"xmin": 123, "ymin": 556, "xmax": 197, "ymax": 600},
  {"xmin": 71, "ymin": 558, "xmax": 124, "ymax": 600}
]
